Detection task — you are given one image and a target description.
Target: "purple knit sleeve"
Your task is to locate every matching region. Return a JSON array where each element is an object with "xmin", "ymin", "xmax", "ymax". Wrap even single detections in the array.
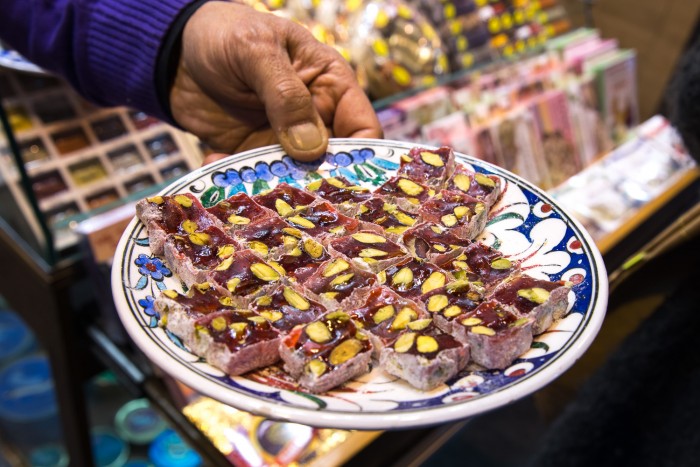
[{"xmin": 0, "ymin": 0, "xmax": 201, "ymax": 121}]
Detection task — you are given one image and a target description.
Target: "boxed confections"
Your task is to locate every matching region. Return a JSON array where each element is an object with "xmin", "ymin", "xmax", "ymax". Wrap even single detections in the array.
[
  {"xmin": 545, "ymin": 27, "xmax": 600, "ymax": 55},
  {"xmin": 563, "ymin": 73, "xmax": 612, "ymax": 167},
  {"xmin": 551, "ymin": 116, "xmax": 697, "ymax": 240},
  {"xmin": 377, "ymin": 106, "xmax": 417, "ymax": 142},
  {"xmin": 564, "ymin": 37, "xmax": 619, "ymax": 75},
  {"xmin": 421, "ymin": 111, "xmax": 476, "ymax": 155},
  {"xmin": 489, "ymin": 109, "xmax": 551, "ymax": 188},
  {"xmin": 590, "ymin": 49, "xmax": 639, "ymax": 145},
  {"xmin": 527, "ymin": 89, "xmax": 582, "ymax": 188},
  {"xmin": 378, "ymin": 86, "xmax": 455, "ymax": 141}
]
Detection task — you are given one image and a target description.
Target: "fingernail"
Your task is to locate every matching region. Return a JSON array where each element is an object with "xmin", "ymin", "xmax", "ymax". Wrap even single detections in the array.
[{"xmin": 287, "ymin": 122, "xmax": 323, "ymax": 151}]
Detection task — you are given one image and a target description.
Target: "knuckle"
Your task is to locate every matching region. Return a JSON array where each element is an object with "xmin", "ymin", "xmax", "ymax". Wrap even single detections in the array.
[{"xmin": 274, "ymin": 79, "xmax": 311, "ymax": 111}]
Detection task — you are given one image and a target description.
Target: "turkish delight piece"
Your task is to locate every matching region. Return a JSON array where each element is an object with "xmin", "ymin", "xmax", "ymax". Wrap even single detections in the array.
[
  {"xmin": 421, "ymin": 279, "xmax": 486, "ymax": 334},
  {"xmin": 374, "ymin": 176, "xmax": 435, "ymax": 212},
  {"xmin": 304, "ymin": 256, "xmax": 378, "ymax": 306},
  {"xmin": 418, "ymin": 190, "xmax": 488, "ymax": 240},
  {"xmin": 445, "ymin": 165, "xmax": 502, "ymax": 208},
  {"xmin": 136, "ymin": 193, "xmax": 223, "ymax": 255},
  {"xmin": 249, "ymin": 283, "xmax": 327, "ymax": 334},
  {"xmin": 375, "ymin": 258, "xmax": 452, "ymax": 299},
  {"xmin": 305, "ymin": 176, "xmax": 372, "ymax": 214},
  {"xmin": 206, "ymin": 192, "xmax": 276, "ymax": 232},
  {"xmin": 235, "ymin": 216, "xmax": 298, "ymax": 259},
  {"xmin": 397, "ymin": 146, "xmax": 456, "ymax": 189},
  {"xmin": 489, "ymin": 275, "xmax": 571, "ymax": 335},
  {"xmin": 207, "ymin": 249, "xmax": 283, "ymax": 299},
  {"xmin": 273, "ymin": 236, "xmax": 330, "ymax": 282},
  {"xmin": 379, "ymin": 322, "xmax": 469, "ymax": 391},
  {"xmin": 356, "ymin": 197, "xmax": 420, "ymax": 238},
  {"xmin": 401, "ymin": 222, "xmax": 472, "ymax": 267},
  {"xmin": 153, "ymin": 285, "xmax": 238, "ymax": 356},
  {"xmin": 253, "ymin": 183, "xmax": 318, "ymax": 217},
  {"xmin": 163, "ymin": 226, "xmax": 241, "ymax": 288},
  {"xmin": 451, "ymin": 300, "xmax": 533, "ymax": 370},
  {"xmin": 284, "ymin": 201, "xmax": 361, "ymax": 238},
  {"xmin": 279, "ymin": 311, "xmax": 373, "ymax": 393},
  {"xmin": 446, "ymin": 242, "xmax": 520, "ymax": 290},
  {"xmin": 344, "ymin": 286, "xmax": 428, "ymax": 356},
  {"xmin": 326, "ymin": 231, "xmax": 407, "ymax": 272},
  {"xmin": 379, "ymin": 257, "xmax": 451, "ymax": 300},
  {"xmin": 194, "ymin": 310, "xmax": 282, "ymax": 375}
]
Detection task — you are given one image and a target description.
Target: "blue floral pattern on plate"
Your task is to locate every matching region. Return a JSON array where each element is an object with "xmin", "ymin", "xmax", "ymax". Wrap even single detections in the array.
[{"xmin": 112, "ymin": 139, "xmax": 607, "ymax": 430}]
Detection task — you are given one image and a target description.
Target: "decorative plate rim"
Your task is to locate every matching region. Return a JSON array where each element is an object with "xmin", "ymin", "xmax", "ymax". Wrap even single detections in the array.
[
  {"xmin": 0, "ymin": 48, "xmax": 45, "ymax": 74},
  {"xmin": 111, "ymin": 138, "xmax": 608, "ymax": 430}
]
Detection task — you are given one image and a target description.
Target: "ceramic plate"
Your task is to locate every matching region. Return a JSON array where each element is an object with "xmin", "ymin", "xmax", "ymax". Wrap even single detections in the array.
[
  {"xmin": 0, "ymin": 44, "xmax": 44, "ymax": 74},
  {"xmin": 112, "ymin": 139, "xmax": 608, "ymax": 430}
]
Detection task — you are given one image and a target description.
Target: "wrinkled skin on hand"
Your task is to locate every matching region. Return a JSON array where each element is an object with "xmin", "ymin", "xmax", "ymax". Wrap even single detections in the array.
[{"xmin": 170, "ymin": 1, "xmax": 382, "ymax": 163}]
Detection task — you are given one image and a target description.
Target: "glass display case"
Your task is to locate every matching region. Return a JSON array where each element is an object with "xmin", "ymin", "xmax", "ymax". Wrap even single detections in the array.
[
  {"xmin": 0, "ymin": 64, "xmax": 207, "ymax": 466},
  {"xmin": 0, "ymin": 67, "xmax": 203, "ymax": 262}
]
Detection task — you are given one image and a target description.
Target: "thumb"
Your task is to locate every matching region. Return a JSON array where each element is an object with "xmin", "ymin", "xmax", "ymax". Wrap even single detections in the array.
[{"xmin": 248, "ymin": 51, "xmax": 328, "ymax": 162}]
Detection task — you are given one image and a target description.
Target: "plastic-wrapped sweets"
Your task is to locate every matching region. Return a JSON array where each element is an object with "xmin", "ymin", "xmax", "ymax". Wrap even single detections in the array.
[
  {"xmin": 347, "ymin": 0, "xmax": 450, "ymax": 99},
  {"xmin": 408, "ymin": 0, "xmax": 493, "ymax": 71},
  {"xmin": 256, "ymin": 0, "xmax": 363, "ymax": 88}
]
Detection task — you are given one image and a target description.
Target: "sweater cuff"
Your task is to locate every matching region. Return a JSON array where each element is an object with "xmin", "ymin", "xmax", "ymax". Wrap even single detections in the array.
[
  {"xmin": 83, "ymin": 0, "xmax": 208, "ymax": 123},
  {"xmin": 155, "ymin": 0, "xmax": 212, "ymax": 126}
]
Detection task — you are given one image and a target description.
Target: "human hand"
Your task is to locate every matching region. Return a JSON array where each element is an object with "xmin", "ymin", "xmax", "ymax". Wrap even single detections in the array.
[{"xmin": 170, "ymin": 1, "xmax": 382, "ymax": 163}]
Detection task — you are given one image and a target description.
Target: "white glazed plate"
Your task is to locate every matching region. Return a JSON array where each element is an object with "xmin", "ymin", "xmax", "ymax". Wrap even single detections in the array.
[
  {"xmin": 0, "ymin": 44, "xmax": 44, "ymax": 74},
  {"xmin": 111, "ymin": 139, "xmax": 608, "ymax": 430}
]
